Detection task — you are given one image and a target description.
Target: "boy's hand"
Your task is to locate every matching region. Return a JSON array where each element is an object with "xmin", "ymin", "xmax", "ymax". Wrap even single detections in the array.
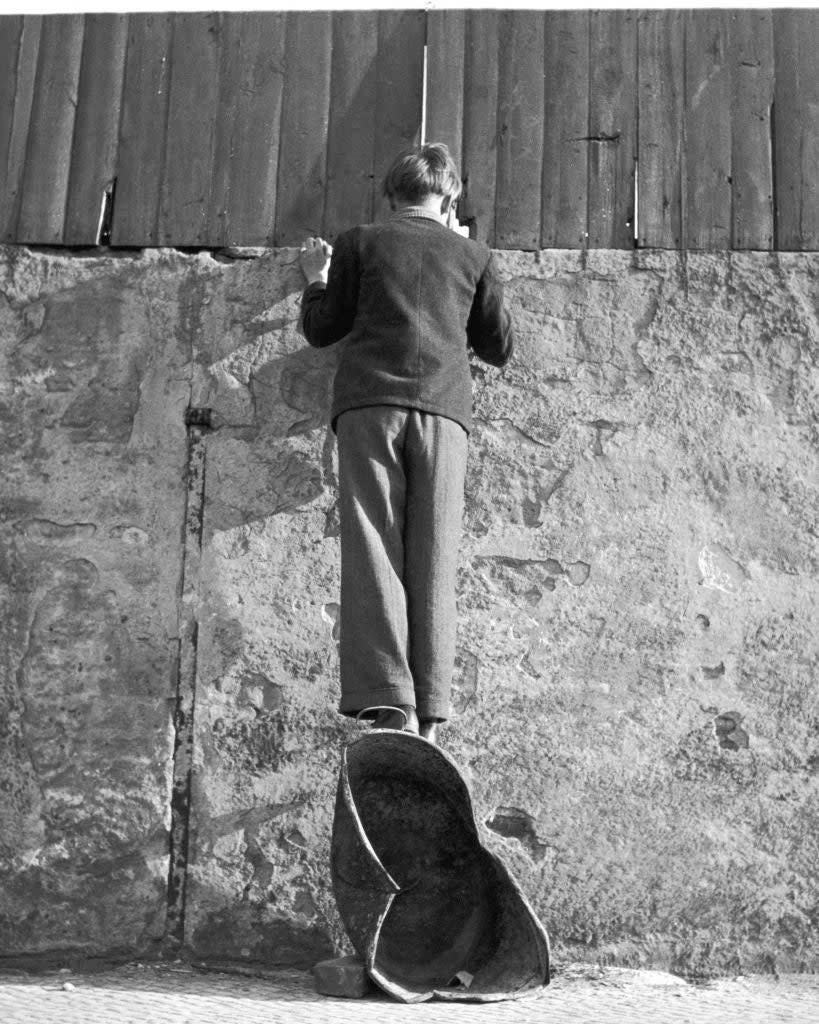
[{"xmin": 299, "ymin": 236, "xmax": 333, "ymax": 285}]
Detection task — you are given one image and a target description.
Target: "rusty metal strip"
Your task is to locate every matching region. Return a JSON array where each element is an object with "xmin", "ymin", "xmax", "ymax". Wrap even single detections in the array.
[{"xmin": 164, "ymin": 407, "xmax": 211, "ymax": 949}]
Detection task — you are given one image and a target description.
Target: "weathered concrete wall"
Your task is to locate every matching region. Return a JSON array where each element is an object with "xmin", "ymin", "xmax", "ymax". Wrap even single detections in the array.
[
  {"xmin": 1, "ymin": 245, "xmax": 817, "ymax": 975},
  {"xmin": 0, "ymin": 249, "xmax": 192, "ymax": 957}
]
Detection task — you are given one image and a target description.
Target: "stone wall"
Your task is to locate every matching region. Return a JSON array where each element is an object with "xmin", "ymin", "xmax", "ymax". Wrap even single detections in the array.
[{"xmin": 1, "ymin": 244, "xmax": 817, "ymax": 975}]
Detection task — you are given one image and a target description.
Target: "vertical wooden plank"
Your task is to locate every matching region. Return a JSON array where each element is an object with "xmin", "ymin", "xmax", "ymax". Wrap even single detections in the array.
[
  {"xmin": 159, "ymin": 12, "xmax": 222, "ymax": 245},
  {"xmin": 461, "ymin": 10, "xmax": 500, "ymax": 245},
  {"xmin": 274, "ymin": 11, "xmax": 332, "ymax": 245},
  {"xmin": 730, "ymin": 10, "xmax": 774, "ymax": 251},
  {"xmin": 64, "ymin": 14, "xmax": 128, "ymax": 244},
  {"xmin": 637, "ymin": 10, "xmax": 685, "ymax": 248},
  {"xmin": 0, "ymin": 16, "xmax": 37, "ymax": 240},
  {"xmin": 496, "ymin": 10, "xmax": 545, "ymax": 250},
  {"xmin": 425, "ymin": 9, "xmax": 466, "ymax": 157},
  {"xmin": 323, "ymin": 11, "xmax": 379, "ymax": 236},
  {"xmin": 111, "ymin": 12, "xmax": 173, "ymax": 246},
  {"xmin": 542, "ymin": 11, "xmax": 589, "ymax": 249},
  {"xmin": 685, "ymin": 10, "xmax": 732, "ymax": 249},
  {"xmin": 1, "ymin": 16, "xmax": 42, "ymax": 241},
  {"xmin": 0, "ymin": 17, "xmax": 24, "ymax": 234},
  {"xmin": 773, "ymin": 10, "xmax": 819, "ymax": 251},
  {"xmin": 16, "ymin": 14, "xmax": 84, "ymax": 244},
  {"xmin": 588, "ymin": 10, "xmax": 637, "ymax": 249},
  {"xmin": 208, "ymin": 12, "xmax": 286, "ymax": 247},
  {"xmin": 0, "ymin": 18, "xmax": 21, "ymax": 164},
  {"xmin": 372, "ymin": 10, "xmax": 425, "ymax": 223}
]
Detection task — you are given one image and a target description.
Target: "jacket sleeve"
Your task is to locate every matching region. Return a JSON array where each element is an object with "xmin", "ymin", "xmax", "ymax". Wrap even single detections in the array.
[
  {"xmin": 300, "ymin": 228, "xmax": 360, "ymax": 348},
  {"xmin": 465, "ymin": 252, "xmax": 514, "ymax": 367}
]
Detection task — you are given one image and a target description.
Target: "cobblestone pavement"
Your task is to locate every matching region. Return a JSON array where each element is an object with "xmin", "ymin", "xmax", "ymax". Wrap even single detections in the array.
[{"xmin": 0, "ymin": 962, "xmax": 817, "ymax": 1024}]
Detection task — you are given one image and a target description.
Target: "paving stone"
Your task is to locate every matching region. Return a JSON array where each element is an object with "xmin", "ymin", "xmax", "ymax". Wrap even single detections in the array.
[{"xmin": 0, "ymin": 963, "xmax": 817, "ymax": 1024}]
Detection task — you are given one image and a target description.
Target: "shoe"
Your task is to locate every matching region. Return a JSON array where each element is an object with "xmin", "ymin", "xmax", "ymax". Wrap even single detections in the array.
[
  {"xmin": 419, "ymin": 719, "xmax": 438, "ymax": 744},
  {"xmin": 371, "ymin": 705, "xmax": 419, "ymax": 734}
]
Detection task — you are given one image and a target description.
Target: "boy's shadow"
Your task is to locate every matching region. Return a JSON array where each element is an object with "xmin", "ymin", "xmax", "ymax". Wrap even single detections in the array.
[{"xmin": 203, "ymin": 340, "xmax": 339, "ymax": 536}]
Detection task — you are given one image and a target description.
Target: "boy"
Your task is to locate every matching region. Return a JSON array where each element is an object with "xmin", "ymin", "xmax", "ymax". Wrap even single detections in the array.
[{"xmin": 299, "ymin": 143, "xmax": 513, "ymax": 744}]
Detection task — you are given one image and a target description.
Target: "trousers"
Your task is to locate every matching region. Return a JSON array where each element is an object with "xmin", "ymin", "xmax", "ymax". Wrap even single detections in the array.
[{"xmin": 336, "ymin": 405, "xmax": 468, "ymax": 722}]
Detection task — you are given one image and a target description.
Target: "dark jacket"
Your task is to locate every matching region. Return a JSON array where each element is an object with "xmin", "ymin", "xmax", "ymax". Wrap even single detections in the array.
[{"xmin": 300, "ymin": 211, "xmax": 514, "ymax": 433}]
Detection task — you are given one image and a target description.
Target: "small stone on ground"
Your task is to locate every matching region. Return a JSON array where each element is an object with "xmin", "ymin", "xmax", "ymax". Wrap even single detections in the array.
[{"xmin": 312, "ymin": 954, "xmax": 372, "ymax": 998}]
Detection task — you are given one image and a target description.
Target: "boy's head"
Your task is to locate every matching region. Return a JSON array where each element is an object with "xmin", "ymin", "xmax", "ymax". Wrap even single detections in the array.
[{"xmin": 382, "ymin": 143, "xmax": 462, "ymax": 210}]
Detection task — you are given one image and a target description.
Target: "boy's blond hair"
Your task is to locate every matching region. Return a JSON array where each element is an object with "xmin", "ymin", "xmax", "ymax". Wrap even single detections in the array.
[{"xmin": 382, "ymin": 143, "xmax": 463, "ymax": 204}]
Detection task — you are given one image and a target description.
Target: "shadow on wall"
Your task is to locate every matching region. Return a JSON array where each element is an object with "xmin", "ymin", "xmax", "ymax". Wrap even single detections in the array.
[
  {"xmin": 185, "ymin": 887, "xmax": 336, "ymax": 969},
  {"xmin": 201, "ymin": 349, "xmax": 338, "ymax": 535},
  {"xmin": 275, "ymin": 11, "xmax": 415, "ymax": 246}
]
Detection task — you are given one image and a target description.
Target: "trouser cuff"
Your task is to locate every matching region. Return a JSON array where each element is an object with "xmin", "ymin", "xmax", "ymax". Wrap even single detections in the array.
[{"xmin": 340, "ymin": 684, "xmax": 417, "ymax": 718}]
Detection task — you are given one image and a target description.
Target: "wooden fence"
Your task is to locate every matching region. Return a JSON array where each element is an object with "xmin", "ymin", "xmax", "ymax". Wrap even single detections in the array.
[{"xmin": 0, "ymin": 9, "xmax": 817, "ymax": 250}]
